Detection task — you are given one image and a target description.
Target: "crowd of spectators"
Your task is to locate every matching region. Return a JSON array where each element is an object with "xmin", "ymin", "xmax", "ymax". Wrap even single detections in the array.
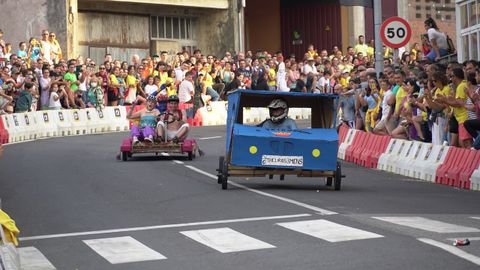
[{"xmin": 1, "ymin": 18, "xmax": 479, "ymax": 148}]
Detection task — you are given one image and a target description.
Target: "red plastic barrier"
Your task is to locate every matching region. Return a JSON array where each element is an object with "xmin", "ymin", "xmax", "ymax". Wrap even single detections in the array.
[
  {"xmin": 338, "ymin": 124, "xmax": 349, "ymax": 146},
  {"xmin": 345, "ymin": 131, "xmax": 367, "ymax": 162},
  {"xmin": 443, "ymin": 149, "xmax": 475, "ymax": 186},
  {"xmin": 435, "ymin": 148, "xmax": 463, "ymax": 185},
  {"xmin": 193, "ymin": 110, "xmax": 203, "ymax": 126},
  {"xmin": 451, "ymin": 150, "xmax": 480, "ymax": 189},
  {"xmin": 369, "ymin": 136, "xmax": 392, "ymax": 169},
  {"xmin": 355, "ymin": 132, "xmax": 374, "ymax": 165},
  {"xmin": 360, "ymin": 134, "xmax": 391, "ymax": 168},
  {"xmin": 0, "ymin": 116, "xmax": 9, "ymax": 144},
  {"xmin": 458, "ymin": 152, "xmax": 480, "ymax": 190}
]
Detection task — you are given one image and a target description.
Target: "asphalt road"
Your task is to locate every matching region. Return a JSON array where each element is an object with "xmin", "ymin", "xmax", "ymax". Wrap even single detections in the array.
[{"xmin": 1, "ymin": 125, "xmax": 480, "ymax": 270}]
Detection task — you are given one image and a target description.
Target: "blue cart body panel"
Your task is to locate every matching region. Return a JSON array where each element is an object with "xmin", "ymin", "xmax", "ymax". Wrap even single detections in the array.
[{"xmin": 231, "ymin": 124, "xmax": 338, "ymax": 170}]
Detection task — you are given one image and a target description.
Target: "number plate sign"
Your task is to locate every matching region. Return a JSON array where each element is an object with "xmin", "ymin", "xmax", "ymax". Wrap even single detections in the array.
[
  {"xmin": 261, "ymin": 155, "xmax": 304, "ymax": 167},
  {"xmin": 380, "ymin": 16, "xmax": 412, "ymax": 49}
]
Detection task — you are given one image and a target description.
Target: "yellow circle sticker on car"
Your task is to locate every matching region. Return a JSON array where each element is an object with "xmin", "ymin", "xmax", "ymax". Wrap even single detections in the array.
[
  {"xmin": 312, "ymin": 149, "xmax": 320, "ymax": 157},
  {"xmin": 249, "ymin": 146, "xmax": 258, "ymax": 154}
]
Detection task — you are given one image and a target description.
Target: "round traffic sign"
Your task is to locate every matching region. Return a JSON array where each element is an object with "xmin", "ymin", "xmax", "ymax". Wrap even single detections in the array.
[{"xmin": 380, "ymin": 17, "xmax": 412, "ymax": 49}]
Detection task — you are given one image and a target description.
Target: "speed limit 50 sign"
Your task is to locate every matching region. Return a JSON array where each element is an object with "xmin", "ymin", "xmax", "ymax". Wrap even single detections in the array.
[{"xmin": 380, "ymin": 17, "xmax": 412, "ymax": 49}]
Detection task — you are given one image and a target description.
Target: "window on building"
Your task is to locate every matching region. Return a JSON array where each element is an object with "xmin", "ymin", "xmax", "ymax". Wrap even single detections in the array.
[
  {"xmin": 416, "ymin": 13, "xmax": 422, "ymax": 19},
  {"xmin": 446, "ymin": 15, "xmax": 452, "ymax": 20},
  {"xmin": 150, "ymin": 16, "xmax": 196, "ymax": 41}
]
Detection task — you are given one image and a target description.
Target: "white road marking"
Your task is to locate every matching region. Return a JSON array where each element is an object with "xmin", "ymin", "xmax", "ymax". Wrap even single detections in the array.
[
  {"xmin": 19, "ymin": 213, "xmax": 311, "ymax": 241},
  {"xmin": 277, "ymin": 219, "xmax": 383, "ymax": 242},
  {"xmin": 180, "ymin": 227, "xmax": 275, "ymax": 253},
  {"xmin": 373, "ymin": 217, "xmax": 480, "ymax": 233},
  {"xmin": 84, "ymin": 236, "xmax": 166, "ymax": 264},
  {"xmin": 418, "ymin": 238, "xmax": 480, "ymax": 266},
  {"xmin": 198, "ymin": 136, "xmax": 222, "ymax": 140},
  {"xmin": 173, "ymin": 160, "xmax": 184, "ymax": 164},
  {"xmin": 183, "ymin": 165, "xmax": 338, "ymax": 215},
  {"xmin": 18, "ymin": 246, "xmax": 56, "ymax": 270},
  {"xmin": 447, "ymin": 237, "xmax": 480, "ymax": 241},
  {"xmin": 471, "ymin": 217, "xmax": 480, "ymax": 220}
]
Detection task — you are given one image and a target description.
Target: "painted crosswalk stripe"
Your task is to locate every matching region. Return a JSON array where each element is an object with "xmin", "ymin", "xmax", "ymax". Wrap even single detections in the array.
[
  {"xmin": 83, "ymin": 236, "xmax": 166, "ymax": 264},
  {"xmin": 18, "ymin": 246, "xmax": 56, "ymax": 270},
  {"xmin": 418, "ymin": 238, "xmax": 480, "ymax": 266},
  {"xmin": 277, "ymin": 219, "xmax": 383, "ymax": 242},
  {"xmin": 180, "ymin": 227, "xmax": 275, "ymax": 253},
  {"xmin": 373, "ymin": 217, "xmax": 480, "ymax": 233}
]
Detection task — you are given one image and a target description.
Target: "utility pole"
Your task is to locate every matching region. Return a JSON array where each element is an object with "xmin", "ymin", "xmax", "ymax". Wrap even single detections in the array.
[{"xmin": 374, "ymin": 0, "xmax": 384, "ymax": 76}]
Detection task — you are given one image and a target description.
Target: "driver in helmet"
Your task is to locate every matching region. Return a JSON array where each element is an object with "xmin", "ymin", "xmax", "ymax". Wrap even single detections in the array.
[
  {"xmin": 259, "ymin": 98, "xmax": 298, "ymax": 130},
  {"xmin": 157, "ymin": 95, "xmax": 189, "ymax": 143},
  {"xmin": 127, "ymin": 95, "xmax": 161, "ymax": 145}
]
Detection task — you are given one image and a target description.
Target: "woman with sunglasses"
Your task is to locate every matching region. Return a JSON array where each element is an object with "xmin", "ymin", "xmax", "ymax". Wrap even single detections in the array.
[{"xmin": 49, "ymin": 32, "xmax": 62, "ymax": 64}]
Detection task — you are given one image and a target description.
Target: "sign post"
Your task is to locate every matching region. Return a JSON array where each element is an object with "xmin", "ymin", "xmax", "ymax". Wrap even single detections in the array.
[{"xmin": 380, "ymin": 16, "xmax": 412, "ymax": 68}]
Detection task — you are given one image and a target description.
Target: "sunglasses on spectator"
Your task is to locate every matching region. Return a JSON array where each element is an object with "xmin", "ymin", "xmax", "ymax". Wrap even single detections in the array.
[
  {"xmin": 43, "ymin": 33, "xmax": 49, "ymax": 36},
  {"xmin": 99, "ymin": 67, "xmax": 106, "ymax": 70},
  {"xmin": 49, "ymin": 34, "xmax": 55, "ymax": 37}
]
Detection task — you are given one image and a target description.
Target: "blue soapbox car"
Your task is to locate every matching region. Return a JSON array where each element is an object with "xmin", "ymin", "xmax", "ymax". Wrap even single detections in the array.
[{"xmin": 217, "ymin": 90, "xmax": 343, "ymax": 190}]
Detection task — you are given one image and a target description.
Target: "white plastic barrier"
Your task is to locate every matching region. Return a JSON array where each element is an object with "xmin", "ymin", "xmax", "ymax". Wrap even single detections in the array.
[
  {"xmin": 470, "ymin": 166, "xmax": 480, "ymax": 191},
  {"xmin": 243, "ymin": 107, "xmax": 260, "ymax": 123},
  {"xmin": 258, "ymin": 108, "xmax": 270, "ymax": 122},
  {"xmin": 377, "ymin": 139, "xmax": 405, "ymax": 171},
  {"xmin": 401, "ymin": 142, "xmax": 431, "ymax": 178},
  {"xmin": 301, "ymin": 108, "xmax": 311, "ymax": 119},
  {"xmin": 394, "ymin": 141, "xmax": 421, "ymax": 175},
  {"xmin": 9, "ymin": 114, "xmax": 28, "ymax": 142},
  {"xmin": 198, "ymin": 101, "xmax": 228, "ymax": 126},
  {"xmin": 104, "ymin": 106, "xmax": 129, "ymax": 132},
  {"xmin": 418, "ymin": 145, "xmax": 450, "ymax": 182},
  {"xmin": 52, "ymin": 110, "xmax": 72, "ymax": 136},
  {"xmin": 389, "ymin": 140, "xmax": 413, "ymax": 173},
  {"xmin": 338, "ymin": 129, "xmax": 357, "ymax": 160},
  {"xmin": 1, "ymin": 114, "xmax": 18, "ymax": 143},
  {"xmin": 69, "ymin": 109, "xmax": 89, "ymax": 135},
  {"xmin": 288, "ymin": 108, "xmax": 303, "ymax": 120},
  {"xmin": 34, "ymin": 111, "xmax": 58, "ymax": 138},
  {"xmin": 86, "ymin": 108, "xmax": 110, "ymax": 133}
]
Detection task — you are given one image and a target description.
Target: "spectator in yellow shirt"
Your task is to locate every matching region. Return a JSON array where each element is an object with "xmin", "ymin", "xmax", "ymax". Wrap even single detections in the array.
[
  {"xmin": 354, "ymin": 35, "xmax": 368, "ymax": 56},
  {"xmin": 439, "ymin": 68, "xmax": 472, "ymax": 148}
]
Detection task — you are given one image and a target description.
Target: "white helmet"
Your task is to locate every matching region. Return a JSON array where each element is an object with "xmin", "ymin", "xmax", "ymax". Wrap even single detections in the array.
[{"xmin": 268, "ymin": 98, "xmax": 288, "ymax": 123}]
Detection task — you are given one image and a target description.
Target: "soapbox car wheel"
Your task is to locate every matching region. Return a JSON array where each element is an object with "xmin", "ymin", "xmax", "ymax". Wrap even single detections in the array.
[
  {"xmin": 334, "ymin": 162, "xmax": 342, "ymax": 191},
  {"xmin": 188, "ymin": 151, "xmax": 193, "ymax": 160},
  {"xmin": 217, "ymin": 156, "xmax": 228, "ymax": 189},
  {"xmin": 326, "ymin": 177, "xmax": 333, "ymax": 186},
  {"xmin": 121, "ymin": 151, "xmax": 129, "ymax": 161}
]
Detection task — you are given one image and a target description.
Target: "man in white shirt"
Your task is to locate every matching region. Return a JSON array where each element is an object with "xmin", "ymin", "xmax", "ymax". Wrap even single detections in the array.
[
  {"xmin": 276, "ymin": 56, "xmax": 289, "ymax": 92},
  {"xmin": 40, "ymin": 30, "xmax": 52, "ymax": 64},
  {"xmin": 303, "ymin": 57, "xmax": 318, "ymax": 92},
  {"xmin": 175, "ymin": 61, "xmax": 190, "ymax": 83},
  {"xmin": 178, "ymin": 71, "xmax": 195, "ymax": 104},
  {"xmin": 373, "ymin": 78, "xmax": 394, "ymax": 135}
]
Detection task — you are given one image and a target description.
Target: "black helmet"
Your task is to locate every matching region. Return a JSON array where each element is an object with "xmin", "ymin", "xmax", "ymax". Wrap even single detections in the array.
[
  {"xmin": 168, "ymin": 95, "xmax": 179, "ymax": 102},
  {"xmin": 147, "ymin": 95, "xmax": 157, "ymax": 103},
  {"xmin": 268, "ymin": 98, "xmax": 288, "ymax": 123}
]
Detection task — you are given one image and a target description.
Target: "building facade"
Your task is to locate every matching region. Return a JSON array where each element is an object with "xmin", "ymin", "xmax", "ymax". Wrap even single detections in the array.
[
  {"xmin": 455, "ymin": 0, "xmax": 480, "ymax": 62},
  {"xmin": 405, "ymin": 0, "xmax": 456, "ymax": 50},
  {"xmin": 0, "ymin": 0, "xmax": 446, "ymax": 63}
]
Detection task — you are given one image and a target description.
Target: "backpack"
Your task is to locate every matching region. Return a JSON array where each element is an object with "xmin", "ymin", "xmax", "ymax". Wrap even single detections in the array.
[{"xmin": 446, "ymin": 35, "xmax": 456, "ymax": 54}]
